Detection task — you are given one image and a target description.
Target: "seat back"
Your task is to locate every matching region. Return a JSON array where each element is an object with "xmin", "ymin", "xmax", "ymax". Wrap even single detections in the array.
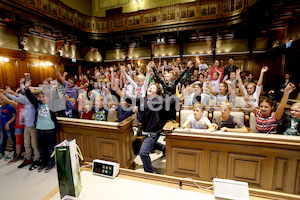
[
  {"xmin": 209, "ymin": 98, "xmax": 216, "ymax": 106},
  {"xmin": 249, "ymin": 112, "xmax": 257, "ymax": 132},
  {"xmin": 180, "ymin": 110, "xmax": 208, "ymax": 126},
  {"xmin": 107, "ymin": 108, "xmax": 118, "ymax": 122},
  {"xmin": 235, "ymin": 96, "xmax": 245, "ymax": 107}
]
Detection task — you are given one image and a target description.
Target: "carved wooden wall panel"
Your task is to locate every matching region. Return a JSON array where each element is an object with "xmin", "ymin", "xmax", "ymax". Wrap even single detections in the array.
[
  {"xmin": 273, "ymin": 158, "xmax": 288, "ymax": 191},
  {"xmin": 228, "ymin": 153, "xmax": 265, "ymax": 187},
  {"xmin": 97, "ymin": 138, "xmax": 119, "ymax": 162},
  {"xmin": 295, "ymin": 161, "xmax": 300, "ymax": 194},
  {"xmin": 172, "ymin": 147, "xmax": 203, "ymax": 178}
]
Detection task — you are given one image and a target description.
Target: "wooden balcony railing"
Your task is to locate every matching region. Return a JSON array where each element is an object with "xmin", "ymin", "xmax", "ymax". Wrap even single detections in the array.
[{"xmin": 7, "ymin": 0, "xmax": 258, "ymax": 34}]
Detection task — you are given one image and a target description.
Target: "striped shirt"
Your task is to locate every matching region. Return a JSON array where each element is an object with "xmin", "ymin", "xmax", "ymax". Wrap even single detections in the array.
[{"xmin": 255, "ymin": 110, "xmax": 279, "ymax": 134}]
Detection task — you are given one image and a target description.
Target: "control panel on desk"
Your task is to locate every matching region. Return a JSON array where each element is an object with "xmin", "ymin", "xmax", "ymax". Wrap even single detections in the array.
[{"xmin": 92, "ymin": 159, "xmax": 120, "ymax": 178}]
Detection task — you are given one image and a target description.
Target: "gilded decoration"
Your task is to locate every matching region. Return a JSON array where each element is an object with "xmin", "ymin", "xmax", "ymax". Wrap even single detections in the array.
[
  {"xmin": 20, "ymin": 0, "xmax": 36, "ymax": 6},
  {"xmin": 144, "ymin": 12, "xmax": 157, "ymax": 24},
  {"xmin": 62, "ymin": 8, "xmax": 74, "ymax": 24},
  {"xmin": 10, "ymin": 0, "xmax": 256, "ymax": 33},
  {"xmin": 96, "ymin": 21, "xmax": 108, "ymax": 30},
  {"xmin": 78, "ymin": 16, "xmax": 91, "ymax": 30},
  {"xmin": 201, "ymin": 3, "xmax": 217, "ymax": 16},
  {"xmin": 41, "ymin": 0, "xmax": 57, "ymax": 16},
  {"xmin": 128, "ymin": 16, "xmax": 140, "ymax": 26},
  {"xmin": 162, "ymin": 6, "xmax": 176, "ymax": 22},
  {"xmin": 222, "ymin": 0, "xmax": 231, "ymax": 13},
  {"xmin": 113, "ymin": 18, "xmax": 124, "ymax": 28}
]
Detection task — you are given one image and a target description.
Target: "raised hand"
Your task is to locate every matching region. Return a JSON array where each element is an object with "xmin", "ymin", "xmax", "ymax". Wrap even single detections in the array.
[
  {"xmin": 236, "ymin": 69, "xmax": 241, "ymax": 75},
  {"xmin": 110, "ymin": 66, "xmax": 114, "ymax": 72},
  {"xmin": 51, "ymin": 80, "xmax": 58, "ymax": 90},
  {"xmin": 225, "ymin": 80, "xmax": 232, "ymax": 85},
  {"xmin": 16, "ymin": 88, "xmax": 21, "ymax": 93},
  {"xmin": 120, "ymin": 65, "xmax": 125, "ymax": 72},
  {"xmin": 5, "ymin": 86, "xmax": 13, "ymax": 94},
  {"xmin": 261, "ymin": 66, "xmax": 268, "ymax": 73},
  {"xmin": 187, "ymin": 61, "xmax": 193, "ymax": 68},
  {"xmin": 20, "ymin": 78, "xmax": 26, "ymax": 84},
  {"xmin": 63, "ymin": 72, "xmax": 68, "ymax": 76},
  {"xmin": 25, "ymin": 80, "xmax": 31, "ymax": 89},
  {"xmin": 102, "ymin": 86, "xmax": 110, "ymax": 94},
  {"xmin": 284, "ymin": 83, "xmax": 296, "ymax": 94}
]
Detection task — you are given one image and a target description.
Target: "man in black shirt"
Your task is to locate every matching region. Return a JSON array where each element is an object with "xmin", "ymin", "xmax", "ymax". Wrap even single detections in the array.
[{"xmin": 224, "ymin": 58, "xmax": 239, "ymax": 81}]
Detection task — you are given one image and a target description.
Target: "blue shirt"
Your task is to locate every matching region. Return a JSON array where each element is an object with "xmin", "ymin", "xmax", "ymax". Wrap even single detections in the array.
[{"xmin": 0, "ymin": 104, "xmax": 16, "ymax": 130}]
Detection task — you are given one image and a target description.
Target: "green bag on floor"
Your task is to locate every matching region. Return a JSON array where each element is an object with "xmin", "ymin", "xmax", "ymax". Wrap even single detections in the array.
[{"xmin": 55, "ymin": 139, "xmax": 83, "ymax": 199}]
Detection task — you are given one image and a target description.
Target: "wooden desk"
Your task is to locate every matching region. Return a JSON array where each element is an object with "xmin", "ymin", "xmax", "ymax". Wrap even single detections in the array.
[
  {"xmin": 166, "ymin": 129, "xmax": 300, "ymax": 195},
  {"xmin": 57, "ymin": 117, "xmax": 134, "ymax": 168}
]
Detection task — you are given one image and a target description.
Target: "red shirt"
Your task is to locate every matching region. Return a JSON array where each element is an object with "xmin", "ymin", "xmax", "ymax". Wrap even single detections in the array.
[{"xmin": 15, "ymin": 103, "xmax": 25, "ymax": 129}]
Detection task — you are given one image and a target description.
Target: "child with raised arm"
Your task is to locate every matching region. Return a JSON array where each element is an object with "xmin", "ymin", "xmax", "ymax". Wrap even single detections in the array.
[
  {"xmin": 64, "ymin": 95, "xmax": 78, "ymax": 118},
  {"xmin": 182, "ymin": 103, "xmax": 216, "ymax": 132},
  {"xmin": 122, "ymin": 63, "xmax": 150, "ymax": 98},
  {"xmin": 201, "ymin": 68, "xmax": 223, "ymax": 105},
  {"xmin": 92, "ymin": 87, "xmax": 113, "ymax": 121},
  {"xmin": 183, "ymin": 82, "xmax": 202, "ymax": 105},
  {"xmin": 151, "ymin": 61, "xmax": 193, "ymax": 97},
  {"xmin": 245, "ymin": 83, "xmax": 296, "ymax": 134},
  {"xmin": 237, "ymin": 66, "xmax": 268, "ymax": 107},
  {"xmin": 0, "ymin": 92, "xmax": 24, "ymax": 164},
  {"xmin": 3, "ymin": 77, "xmax": 41, "ymax": 169},
  {"xmin": 0, "ymin": 92, "xmax": 16, "ymax": 160},
  {"xmin": 52, "ymin": 65, "xmax": 88, "ymax": 99},
  {"xmin": 212, "ymin": 101, "xmax": 248, "ymax": 133},
  {"xmin": 24, "ymin": 80, "xmax": 58, "ymax": 173}
]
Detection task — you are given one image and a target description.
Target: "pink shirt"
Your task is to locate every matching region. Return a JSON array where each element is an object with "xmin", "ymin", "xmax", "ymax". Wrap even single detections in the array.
[{"xmin": 210, "ymin": 67, "xmax": 224, "ymax": 81}]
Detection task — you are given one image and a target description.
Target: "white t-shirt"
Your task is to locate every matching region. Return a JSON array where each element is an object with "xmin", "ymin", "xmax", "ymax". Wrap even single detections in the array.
[
  {"xmin": 186, "ymin": 114, "xmax": 211, "ymax": 129},
  {"xmin": 125, "ymin": 72, "xmax": 150, "ymax": 98},
  {"xmin": 216, "ymin": 93, "xmax": 229, "ymax": 106},
  {"xmin": 210, "ymin": 78, "xmax": 220, "ymax": 93},
  {"xmin": 198, "ymin": 63, "xmax": 208, "ymax": 73},
  {"xmin": 242, "ymin": 85, "xmax": 261, "ymax": 107},
  {"xmin": 122, "ymin": 84, "xmax": 134, "ymax": 97}
]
